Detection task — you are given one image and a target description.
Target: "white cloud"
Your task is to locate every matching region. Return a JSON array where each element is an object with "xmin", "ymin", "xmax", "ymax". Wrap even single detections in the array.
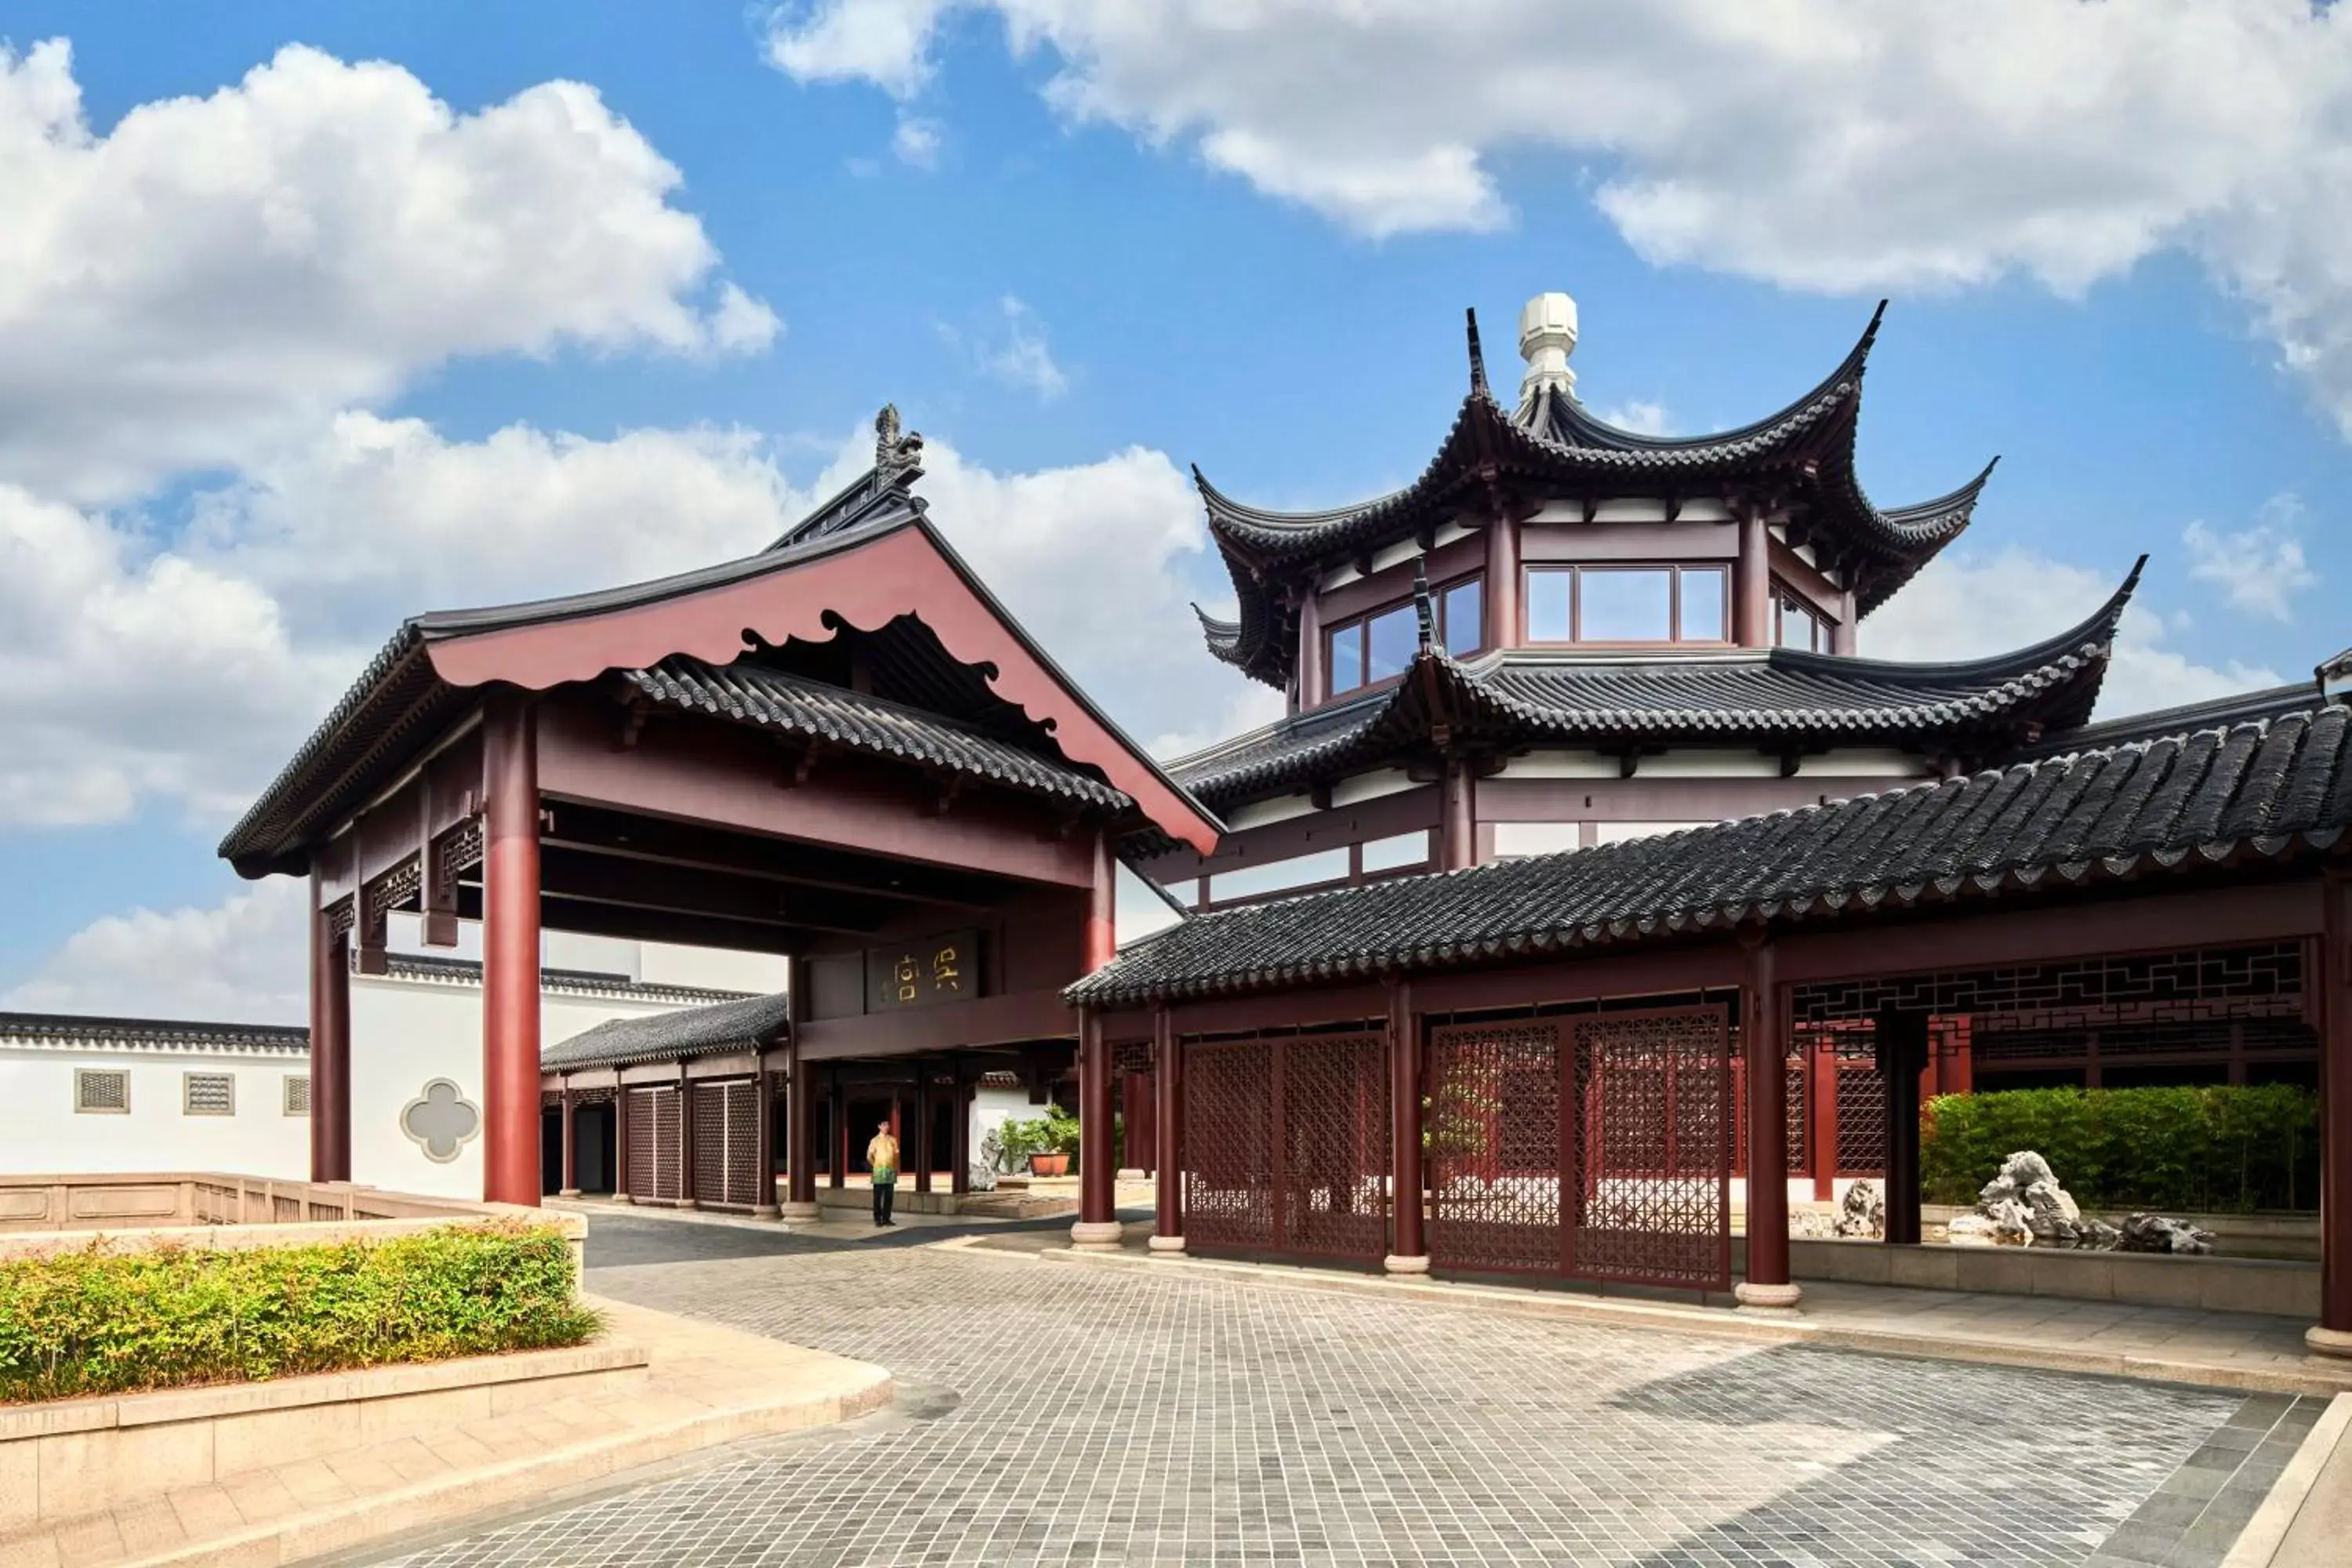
[
  {"xmin": 1860, "ymin": 547, "xmax": 2280, "ymax": 720},
  {"xmin": 12, "ymin": 405, "xmax": 1257, "ymax": 827},
  {"xmin": 0, "ymin": 39, "xmax": 777, "ymax": 503},
  {"xmin": 0, "ymin": 879, "xmax": 310, "ymax": 1023},
  {"xmin": 2183, "ymin": 497, "xmax": 2319, "ymax": 622},
  {"xmin": 1596, "ymin": 401, "xmax": 1671, "ymax": 437},
  {"xmin": 757, "ymin": 2, "xmax": 2352, "ymax": 436},
  {"xmin": 937, "ymin": 296, "xmax": 1071, "ymax": 399},
  {"xmin": 0, "ymin": 483, "xmax": 347, "ymax": 827},
  {"xmin": 183, "ymin": 413, "xmax": 797, "ymax": 640},
  {"xmin": 764, "ymin": 0, "xmax": 954, "ymax": 97},
  {"xmin": 893, "ymin": 113, "xmax": 945, "ymax": 169}
]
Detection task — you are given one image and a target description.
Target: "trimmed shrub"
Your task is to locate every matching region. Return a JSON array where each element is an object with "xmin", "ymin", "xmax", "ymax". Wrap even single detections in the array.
[
  {"xmin": 1919, "ymin": 1083, "xmax": 2320, "ymax": 1214},
  {"xmin": 0, "ymin": 1220, "xmax": 599, "ymax": 1405}
]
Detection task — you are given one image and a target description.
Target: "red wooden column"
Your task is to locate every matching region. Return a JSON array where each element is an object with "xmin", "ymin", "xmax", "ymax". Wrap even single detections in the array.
[
  {"xmin": 1385, "ymin": 977, "xmax": 1427, "ymax": 1274},
  {"xmin": 830, "ymin": 1068, "xmax": 848, "ymax": 1189},
  {"xmin": 1738, "ymin": 936, "xmax": 1800, "ymax": 1310},
  {"xmin": 1829, "ymin": 586, "xmax": 1858, "ymax": 656},
  {"xmin": 1809, "ymin": 1033, "xmax": 1839, "ymax": 1201},
  {"xmin": 480, "ymin": 694, "xmax": 542, "ymax": 1207},
  {"xmin": 614, "ymin": 1087, "xmax": 633, "ymax": 1203},
  {"xmin": 753, "ymin": 1052, "xmax": 781, "ymax": 1218},
  {"xmin": 1071, "ymin": 831, "xmax": 1124, "ymax": 1248},
  {"xmin": 913, "ymin": 1066, "xmax": 934, "ymax": 1196},
  {"xmin": 783, "ymin": 1036, "xmax": 818, "ymax": 1219},
  {"xmin": 949, "ymin": 1060, "xmax": 973, "ymax": 1198},
  {"xmin": 2314, "ymin": 872, "xmax": 2352, "ymax": 1357},
  {"xmin": 1483, "ymin": 513, "xmax": 1519, "ymax": 649},
  {"xmin": 1441, "ymin": 759, "xmax": 1476, "ymax": 871},
  {"xmin": 307, "ymin": 876, "xmax": 351, "ymax": 1184},
  {"xmin": 557, "ymin": 1080, "xmax": 579, "ymax": 1197},
  {"xmin": 1876, "ymin": 1010, "xmax": 1927, "ymax": 1247},
  {"xmin": 1297, "ymin": 591, "xmax": 1324, "ymax": 710},
  {"xmin": 1733, "ymin": 505, "xmax": 1771, "ymax": 648},
  {"xmin": 1149, "ymin": 1007, "xmax": 1186, "ymax": 1257}
]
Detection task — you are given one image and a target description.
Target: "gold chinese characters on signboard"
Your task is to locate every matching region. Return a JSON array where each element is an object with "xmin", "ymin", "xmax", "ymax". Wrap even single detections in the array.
[{"xmin": 866, "ymin": 929, "xmax": 979, "ymax": 1011}]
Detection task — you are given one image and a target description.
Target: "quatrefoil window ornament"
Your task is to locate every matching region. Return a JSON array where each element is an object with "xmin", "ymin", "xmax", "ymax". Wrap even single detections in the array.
[{"xmin": 400, "ymin": 1078, "xmax": 481, "ymax": 1163}]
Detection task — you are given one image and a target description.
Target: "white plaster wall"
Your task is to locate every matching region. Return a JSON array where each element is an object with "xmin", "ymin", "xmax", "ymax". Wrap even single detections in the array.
[
  {"xmin": 1492, "ymin": 822, "xmax": 1584, "ymax": 858},
  {"xmin": 0, "ymin": 1047, "xmax": 310, "ymax": 1177},
  {"xmin": 968, "ymin": 1083, "xmax": 1042, "ymax": 1171},
  {"xmin": 635, "ymin": 942, "xmax": 790, "ymax": 993},
  {"xmin": 1594, "ymin": 821, "xmax": 1716, "ymax": 844},
  {"xmin": 347, "ymin": 974, "xmax": 692, "ymax": 1200}
]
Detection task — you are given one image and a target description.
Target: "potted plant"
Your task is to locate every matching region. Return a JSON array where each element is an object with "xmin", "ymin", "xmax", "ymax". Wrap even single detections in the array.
[{"xmin": 1000, "ymin": 1105, "xmax": 1080, "ymax": 1177}]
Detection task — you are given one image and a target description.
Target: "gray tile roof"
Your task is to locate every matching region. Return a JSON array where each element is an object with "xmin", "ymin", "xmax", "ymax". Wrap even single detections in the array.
[
  {"xmin": 622, "ymin": 658, "xmax": 1132, "ymax": 811},
  {"xmin": 541, "ymin": 991, "xmax": 793, "ymax": 1072},
  {"xmin": 1073, "ymin": 702, "xmax": 2352, "ymax": 1007},
  {"xmin": 381, "ymin": 953, "xmax": 755, "ymax": 1007},
  {"xmin": 0, "ymin": 1013, "xmax": 309, "ymax": 1056},
  {"xmin": 1197, "ymin": 304, "xmax": 1993, "ymax": 688},
  {"xmin": 1170, "ymin": 570, "xmax": 2135, "ymax": 806}
]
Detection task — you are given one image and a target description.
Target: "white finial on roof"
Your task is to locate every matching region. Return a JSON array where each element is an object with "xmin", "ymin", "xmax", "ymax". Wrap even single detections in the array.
[{"xmin": 1518, "ymin": 292, "xmax": 1578, "ymax": 405}]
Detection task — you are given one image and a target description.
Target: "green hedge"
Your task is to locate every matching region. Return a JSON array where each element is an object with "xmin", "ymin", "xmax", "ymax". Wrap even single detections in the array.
[
  {"xmin": 1920, "ymin": 1084, "xmax": 2320, "ymax": 1214},
  {"xmin": 0, "ymin": 1221, "xmax": 600, "ymax": 1405}
]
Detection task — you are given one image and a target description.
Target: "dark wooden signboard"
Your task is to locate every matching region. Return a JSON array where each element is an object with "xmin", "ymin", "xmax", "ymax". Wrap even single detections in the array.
[{"xmin": 866, "ymin": 929, "xmax": 981, "ymax": 1011}]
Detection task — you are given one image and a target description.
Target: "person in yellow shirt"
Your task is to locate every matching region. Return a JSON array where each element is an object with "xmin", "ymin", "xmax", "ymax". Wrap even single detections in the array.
[{"xmin": 866, "ymin": 1122, "xmax": 900, "ymax": 1227}]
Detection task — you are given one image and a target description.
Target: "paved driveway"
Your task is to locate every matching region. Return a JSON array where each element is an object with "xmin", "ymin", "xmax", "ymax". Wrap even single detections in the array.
[{"xmin": 376, "ymin": 1216, "xmax": 2292, "ymax": 1567}]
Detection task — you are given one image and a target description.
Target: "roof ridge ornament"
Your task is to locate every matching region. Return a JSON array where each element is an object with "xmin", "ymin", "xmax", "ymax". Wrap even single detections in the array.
[
  {"xmin": 874, "ymin": 402, "xmax": 924, "ymax": 488},
  {"xmin": 1465, "ymin": 308, "xmax": 1489, "ymax": 395},
  {"xmin": 1517, "ymin": 291, "xmax": 1578, "ymax": 408},
  {"xmin": 1412, "ymin": 557, "xmax": 1436, "ymax": 652}
]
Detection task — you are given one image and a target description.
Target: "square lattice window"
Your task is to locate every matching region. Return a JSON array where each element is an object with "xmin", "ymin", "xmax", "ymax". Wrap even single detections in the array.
[
  {"xmin": 284, "ymin": 1075, "xmax": 310, "ymax": 1116},
  {"xmin": 183, "ymin": 1072, "xmax": 235, "ymax": 1116},
  {"xmin": 74, "ymin": 1069, "xmax": 129, "ymax": 1113}
]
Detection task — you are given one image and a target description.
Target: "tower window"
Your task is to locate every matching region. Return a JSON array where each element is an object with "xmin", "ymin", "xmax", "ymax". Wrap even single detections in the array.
[{"xmin": 1525, "ymin": 564, "xmax": 1730, "ymax": 644}]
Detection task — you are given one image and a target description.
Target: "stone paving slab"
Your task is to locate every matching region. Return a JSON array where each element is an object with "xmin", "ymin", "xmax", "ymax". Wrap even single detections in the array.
[
  {"xmin": 1022, "ymin": 1229, "xmax": 2352, "ymax": 1399},
  {"xmin": 0, "ymin": 1299, "xmax": 889, "ymax": 1568},
  {"xmin": 365, "ymin": 1219, "xmax": 2285, "ymax": 1566}
]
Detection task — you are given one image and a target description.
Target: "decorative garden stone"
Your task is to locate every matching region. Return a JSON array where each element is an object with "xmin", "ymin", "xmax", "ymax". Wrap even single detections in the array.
[
  {"xmin": 2118, "ymin": 1213, "xmax": 2216, "ymax": 1254},
  {"xmin": 1834, "ymin": 1179, "xmax": 1886, "ymax": 1239}
]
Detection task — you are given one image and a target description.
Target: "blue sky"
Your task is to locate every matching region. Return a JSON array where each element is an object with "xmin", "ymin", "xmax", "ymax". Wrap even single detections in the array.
[{"xmin": 3, "ymin": 2, "xmax": 2349, "ymax": 1018}]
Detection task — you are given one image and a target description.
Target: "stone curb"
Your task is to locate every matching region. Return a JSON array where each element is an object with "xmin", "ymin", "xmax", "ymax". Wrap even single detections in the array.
[
  {"xmin": 0, "ymin": 1340, "xmax": 649, "ymax": 1442},
  {"xmin": 101, "ymin": 1312, "xmax": 893, "ymax": 1567},
  {"xmin": 2220, "ymin": 1393, "xmax": 2352, "ymax": 1568},
  {"xmin": 1036, "ymin": 1244, "xmax": 2352, "ymax": 1397}
]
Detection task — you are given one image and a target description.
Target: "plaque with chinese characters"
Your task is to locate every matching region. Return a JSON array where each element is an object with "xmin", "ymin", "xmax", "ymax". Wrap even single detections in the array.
[{"xmin": 865, "ymin": 929, "xmax": 981, "ymax": 1011}]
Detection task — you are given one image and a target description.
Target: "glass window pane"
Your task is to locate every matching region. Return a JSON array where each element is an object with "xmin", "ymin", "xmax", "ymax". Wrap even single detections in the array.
[
  {"xmin": 1367, "ymin": 604, "xmax": 1417, "ymax": 681},
  {"xmin": 1773, "ymin": 594, "xmax": 1798, "ymax": 648},
  {"xmin": 1577, "ymin": 569, "xmax": 1672, "ymax": 641},
  {"xmin": 1329, "ymin": 622, "xmax": 1363, "ymax": 693},
  {"xmin": 1678, "ymin": 568, "xmax": 1726, "ymax": 642},
  {"xmin": 1442, "ymin": 578, "xmax": 1483, "ymax": 656},
  {"xmin": 1210, "ymin": 847, "xmax": 1351, "ymax": 902},
  {"xmin": 1526, "ymin": 569, "xmax": 1572, "ymax": 641},
  {"xmin": 1360, "ymin": 829, "xmax": 1432, "ymax": 873}
]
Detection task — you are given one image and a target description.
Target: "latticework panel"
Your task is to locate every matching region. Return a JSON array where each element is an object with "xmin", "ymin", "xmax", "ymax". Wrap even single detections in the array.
[
  {"xmin": 1428, "ymin": 1021, "xmax": 1562, "ymax": 1274},
  {"xmin": 1835, "ymin": 1058, "xmax": 1889, "ymax": 1176},
  {"xmin": 1182, "ymin": 1040, "xmax": 1273, "ymax": 1250},
  {"xmin": 1792, "ymin": 942, "xmax": 2307, "ymax": 1028},
  {"xmin": 692, "ymin": 1084, "xmax": 730, "ymax": 1205},
  {"xmin": 1278, "ymin": 1032, "xmax": 1388, "ymax": 1261},
  {"xmin": 628, "ymin": 1087, "xmax": 683, "ymax": 1201},
  {"xmin": 1568, "ymin": 1007, "xmax": 1732, "ymax": 1290},
  {"xmin": 1785, "ymin": 1054, "xmax": 1808, "ymax": 1175}
]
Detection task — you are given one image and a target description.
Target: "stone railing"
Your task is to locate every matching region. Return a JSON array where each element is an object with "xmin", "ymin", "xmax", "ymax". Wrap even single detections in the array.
[{"xmin": 0, "ymin": 1172, "xmax": 581, "ymax": 1275}]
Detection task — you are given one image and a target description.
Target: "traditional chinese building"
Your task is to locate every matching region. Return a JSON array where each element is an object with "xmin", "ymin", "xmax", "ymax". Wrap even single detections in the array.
[{"xmin": 222, "ymin": 299, "xmax": 2351, "ymax": 1356}]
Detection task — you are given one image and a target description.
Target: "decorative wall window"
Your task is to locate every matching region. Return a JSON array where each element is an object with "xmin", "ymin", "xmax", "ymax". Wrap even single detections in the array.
[
  {"xmin": 284, "ymin": 1075, "xmax": 311, "ymax": 1117},
  {"xmin": 1773, "ymin": 592, "xmax": 1830, "ymax": 652},
  {"xmin": 74, "ymin": 1069, "xmax": 129, "ymax": 1114},
  {"xmin": 1359, "ymin": 829, "xmax": 1433, "ymax": 874},
  {"xmin": 1326, "ymin": 574, "xmax": 1484, "ymax": 697},
  {"xmin": 1525, "ymin": 564, "xmax": 1730, "ymax": 644},
  {"xmin": 183, "ymin": 1072, "xmax": 236, "ymax": 1116},
  {"xmin": 1438, "ymin": 576, "xmax": 1483, "ymax": 658}
]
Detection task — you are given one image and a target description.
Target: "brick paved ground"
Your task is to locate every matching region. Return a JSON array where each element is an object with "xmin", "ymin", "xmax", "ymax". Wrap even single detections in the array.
[{"xmin": 373, "ymin": 1218, "xmax": 2281, "ymax": 1567}]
